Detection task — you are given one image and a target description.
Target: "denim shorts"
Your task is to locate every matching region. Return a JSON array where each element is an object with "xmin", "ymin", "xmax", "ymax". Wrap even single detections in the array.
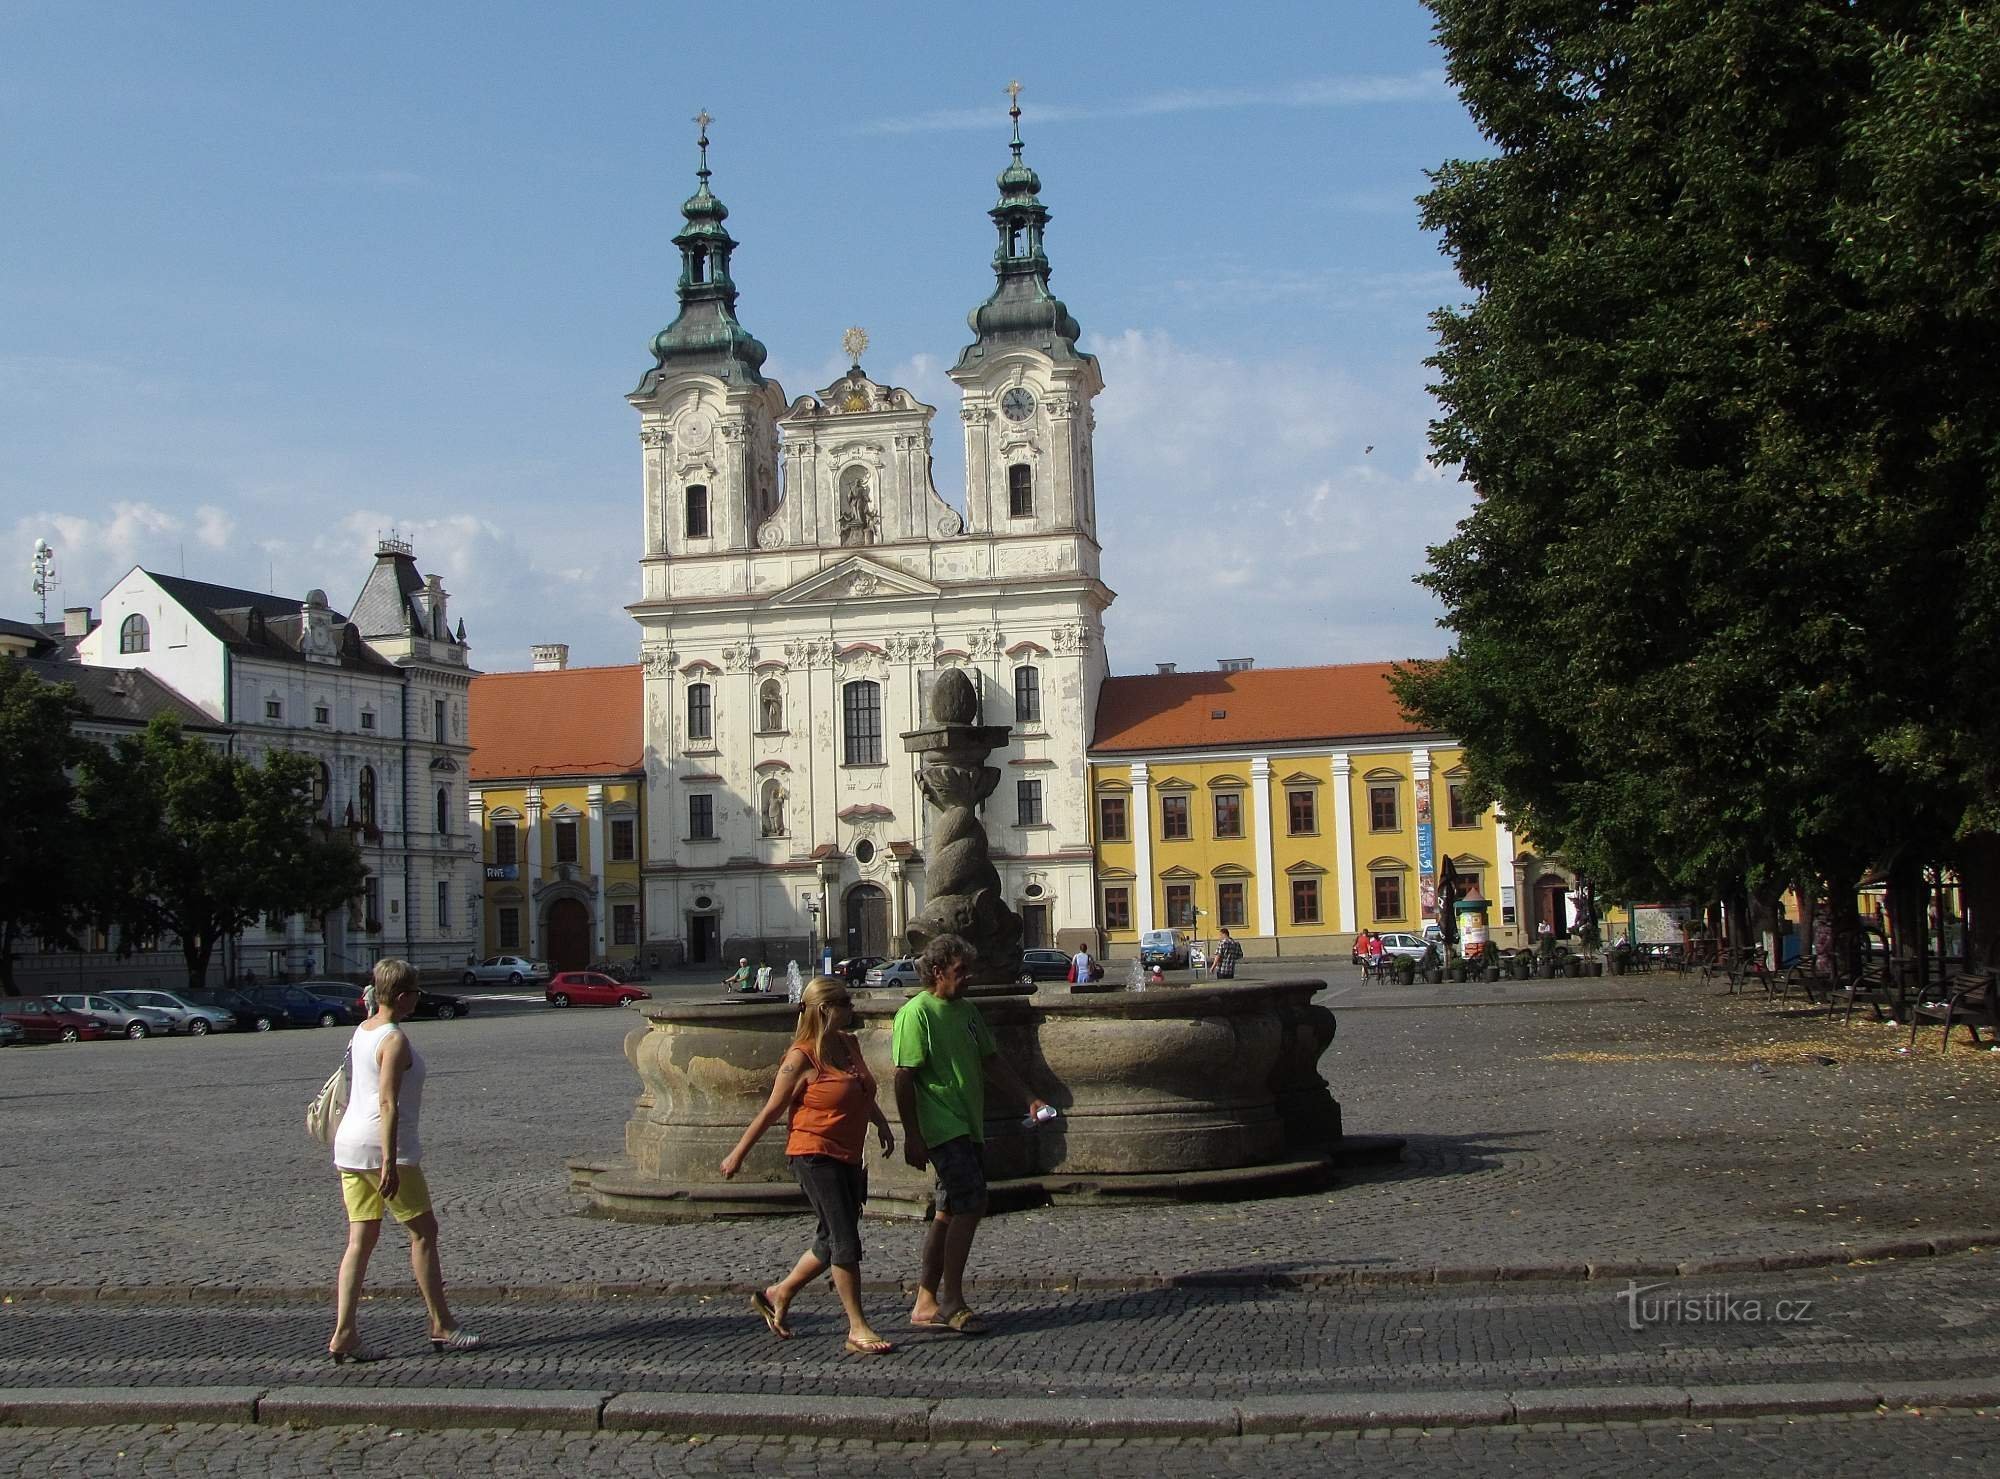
[
  {"xmin": 789, "ymin": 1154, "xmax": 865, "ymax": 1266},
  {"xmin": 928, "ymin": 1136, "xmax": 988, "ymax": 1215}
]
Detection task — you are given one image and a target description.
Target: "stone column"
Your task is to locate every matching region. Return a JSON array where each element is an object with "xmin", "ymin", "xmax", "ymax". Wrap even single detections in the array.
[
  {"xmin": 1250, "ymin": 755, "xmax": 1276, "ymax": 941},
  {"xmin": 467, "ymin": 789, "xmax": 486, "ymax": 958},
  {"xmin": 1130, "ymin": 761, "xmax": 1155, "ymax": 934},
  {"xmin": 1332, "ymin": 753, "xmax": 1357, "ymax": 934},
  {"xmin": 524, "ymin": 786, "xmax": 543, "ymax": 958},
  {"xmin": 588, "ymin": 783, "xmax": 607, "ymax": 958}
]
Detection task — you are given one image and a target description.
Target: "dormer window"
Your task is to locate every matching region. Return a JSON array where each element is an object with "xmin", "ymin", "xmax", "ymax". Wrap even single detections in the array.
[{"xmin": 119, "ymin": 614, "xmax": 150, "ymax": 654}]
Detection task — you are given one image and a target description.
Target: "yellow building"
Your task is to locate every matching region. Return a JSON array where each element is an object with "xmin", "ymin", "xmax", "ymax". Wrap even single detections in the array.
[
  {"xmin": 1088, "ymin": 663, "xmax": 1523, "ymax": 958},
  {"xmin": 467, "ymin": 658, "xmax": 647, "ymax": 971}
]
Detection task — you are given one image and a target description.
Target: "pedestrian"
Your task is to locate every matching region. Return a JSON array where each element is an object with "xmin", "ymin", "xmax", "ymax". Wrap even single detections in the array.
[
  {"xmin": 328, "ymin": 958, "xmax": 479, "ymax": 1362},
  {"xmin": 727, "ymin": 957, "xmax": 754, "ymax": 992},
  {"xmin": 1070, "ymin": 943, "xmax": 1094, "ymax": 984},
  {"xmin": 755, "ymin": 961, "xmax": 773, "ymax": 993},
  {"xmin": 892, "ymin": 933, "xmax": 1049, "ymax": 1335},
  {"xmin": 1213, "ymin": 927, "xmax": 1242, "ymax": 980},
  {"xmin": 719, "ymin": 976, "xmax": 896, "ymax": 1355}
]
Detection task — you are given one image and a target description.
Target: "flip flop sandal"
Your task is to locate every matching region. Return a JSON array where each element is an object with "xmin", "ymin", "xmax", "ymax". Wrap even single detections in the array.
[
  {"xmin": 945, "ymin": 1309, "xmax": 987, "ymax": 1335},
  {"xmin": 844, "ymin": 1336, "xmax": 894, "ymax": 1356},
  {"xmin": 750, "ymin": 1291, "xmax": 793, "ymax": 1339}
]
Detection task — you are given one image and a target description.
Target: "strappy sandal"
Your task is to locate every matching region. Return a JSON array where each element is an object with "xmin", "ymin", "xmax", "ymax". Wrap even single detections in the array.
[{"xmin": 430, "ymin": 1329, "xmax": 483, "ymax": 1353}]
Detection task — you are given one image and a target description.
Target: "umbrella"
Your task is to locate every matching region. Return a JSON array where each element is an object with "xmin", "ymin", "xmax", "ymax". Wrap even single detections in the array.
[{"xmin": 1437, "ymin": 855, "xmax": 1462, "ymax": 949}]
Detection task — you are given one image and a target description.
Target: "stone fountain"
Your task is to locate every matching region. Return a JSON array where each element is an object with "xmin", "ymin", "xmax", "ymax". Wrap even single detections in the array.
[{"xmin": 571, "ymin": 671, "xmax": 1348, "ymax": 1220}]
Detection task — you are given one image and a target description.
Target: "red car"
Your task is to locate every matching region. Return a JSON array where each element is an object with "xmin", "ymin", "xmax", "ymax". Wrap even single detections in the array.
[
  {"xmin": 545, "ymin": 971, "xmax": 652, "ymax": 1008},
  {"xmin": 0, "ymin": 996, "xmax": 111, "ymax": 1043}
]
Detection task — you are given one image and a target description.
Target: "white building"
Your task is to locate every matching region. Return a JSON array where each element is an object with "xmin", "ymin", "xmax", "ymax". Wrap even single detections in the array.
[
  {"xmin": 628, "ymin": 109, "xmax": 1113, "ymax": 967},
  {"xmin": 77, "ymin": 539, "xmax": 479, "ymax": 978}
]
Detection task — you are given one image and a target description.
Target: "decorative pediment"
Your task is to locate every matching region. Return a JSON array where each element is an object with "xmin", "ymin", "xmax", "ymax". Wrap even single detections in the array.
[
  {"xmin": 429, "ymin": 755, "xmax": 460, "ymax": 773},
  {"xmin": 1280, "ymin": 771, "xmax": 1322, "ymax": 788},
  {"xmin": 1154, "ymin": 776, "xmax": 1195, "ymax": 793},
  {"xmin": 487, "ymin": 806, "xmax": 523, "ymax": 823},
  {"xmin": 1450, "ymin": 852, "xmax": 1491, "ymax": 869},
  {"xmin": 1366, "ymin": 855, "xmax": 1411, "ymax": 872},
  {"xmin": 1005, "ymin": 640, "xmax": 1049, "ymax": 658},
  {"xmin": 754, "ymin": 759, "xmax": 792, "ymax": 773},
  {"xmin": 1158, "ymin": 864, "xmax": 1201, "ymax": 880},
  {"xmin": 783, "ymin": 366, "xmax": 932, "ymax": 420},
  {"xmin": 767, "ymin": 556, "xmax": 940, "ymax": 608},
  {"xmin": 607, "ymin": 881, "xmax": 642, "ymax": 899},
  {"xmin": 1363, "ymin": 767, "xmax": 1405, "ymax": 783},
  {"xmin": 1099, "ymin": 867, "xmax": 1136, "ymax": 881},
  {"xmin": 1212, "ymin": 862, "xmax": 1252, "ymax": 878},
  {"xmin": 548, "ymin": 803, "xmax": 583, "ymax": 819},
  {"xmin": 1285, "ymin": 859, "xmax": 1329, "ymax": 876},
  {"xmin": 1206, "ymin": 773, "xmax": 1247, "ymax": 791},
  {"xmin": 1093, "ymin": 777, "xmax": 1131, "ymax": 792}
]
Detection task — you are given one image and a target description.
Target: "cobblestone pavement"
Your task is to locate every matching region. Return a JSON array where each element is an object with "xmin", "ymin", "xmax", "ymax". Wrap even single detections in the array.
[
  {"xmin": 1, "ymin": 1409, "xmax": 1995, "ymax": 1477},
  {"xmin": 1, "ymin": 969, "xmax": 1992, "ymax": 1294},
  {"xmin": 2, "ymin": 1254, "xmax": 1996, "ymax": 1398}
]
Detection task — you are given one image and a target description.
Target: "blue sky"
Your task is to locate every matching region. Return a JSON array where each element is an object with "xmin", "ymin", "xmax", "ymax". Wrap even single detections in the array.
[{"xmin": 4, "ymin": 1, "xmax": 1489, "ymax": 674}]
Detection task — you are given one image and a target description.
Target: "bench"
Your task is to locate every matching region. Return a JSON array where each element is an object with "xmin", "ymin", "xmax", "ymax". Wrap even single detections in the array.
[
  {"xmin": 1838, "ymin": 966, "xmax": 1902, "ymax": 1025},
  {"xmin": 1906, "ymin": 972, "xmax": 1997, "ymax": 1053}
]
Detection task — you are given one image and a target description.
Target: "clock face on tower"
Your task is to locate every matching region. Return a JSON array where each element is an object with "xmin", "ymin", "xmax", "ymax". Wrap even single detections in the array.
[{"xmin": 1000, "ymin": 387, "xmax": 1036, "ymax": 422}]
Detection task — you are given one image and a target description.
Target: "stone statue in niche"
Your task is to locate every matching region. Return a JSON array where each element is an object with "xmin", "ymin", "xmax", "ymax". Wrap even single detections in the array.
[
  {"xmin": 761, "ymin": 779, "xmax": 787, "ymax": 837},
  {"xmin": 759, "ymin": 679, "xmax": 784, "ymax": 731},
  {"xmin": 838, "ymin": 466, "xmax": 875, "ymax": 546}
]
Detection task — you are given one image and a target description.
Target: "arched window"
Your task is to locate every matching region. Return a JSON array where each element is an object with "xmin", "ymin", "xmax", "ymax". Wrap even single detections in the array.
[
  {"xmin": 435, "ymin": 786, "xmax": 450, "ymax": 835},
  {"xmin": 1007, "ymin": 463, "xmax": 1034, "ymax": 518},
  {"xmin": 842, "ymin": 680, "xmax": 882, "ymax": 765},
  {"xmin": 119, "ymin": 614, "xmax": 150, "ymax": 654},
  {"xmin": 687, "ymin": 681, "xmax": 713, "ymax": 743},
  {"xmin": 758, "ymin": 678, "xmax": 784, "ymax": 732},
  {"xmin": 684, "ymin": 485, "xmax": 710, "ymax": 539},
  {"xmin": 358, "ymin": 766, "xmax": 378, "ymax": 828},
  {"xmin": 1013, "ymin": 665, "xmax": 1041, "ymax": 725}
]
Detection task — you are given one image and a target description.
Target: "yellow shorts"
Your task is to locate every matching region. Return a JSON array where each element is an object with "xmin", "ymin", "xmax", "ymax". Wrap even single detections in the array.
[{"xmin": 339, "ymin": 1165, "xmax": 433, "ymax": 1224}]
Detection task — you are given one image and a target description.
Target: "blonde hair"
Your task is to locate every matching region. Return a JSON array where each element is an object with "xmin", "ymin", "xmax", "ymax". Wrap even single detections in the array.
[
  {"xmin": 372, "ymin": 957, "xmax": 418, "ymax": 1004},
  {"xmin": 792, "ymin": 975, "xmax": 851, "ymax": 1066}
]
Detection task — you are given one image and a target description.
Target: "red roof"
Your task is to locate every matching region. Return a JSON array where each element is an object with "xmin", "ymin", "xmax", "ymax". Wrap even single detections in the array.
[
  {"xmin": 1090, "ymin": 662, "xmax": 1435, "ymax": 754},
  {"xmin": 470, "ymin": 665, "xmax": 643, "ymax": 781}
]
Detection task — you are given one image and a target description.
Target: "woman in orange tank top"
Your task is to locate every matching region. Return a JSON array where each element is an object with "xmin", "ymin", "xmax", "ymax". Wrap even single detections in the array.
[{"xmin": 721, "ymin": 976, "xmax": 896, "ymax": 1354}]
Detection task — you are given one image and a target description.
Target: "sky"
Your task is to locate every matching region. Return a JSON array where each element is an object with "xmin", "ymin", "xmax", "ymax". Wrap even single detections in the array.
[{"xmin": 3, "ymin": 1, "xmax": 1491, "ymax": 676}]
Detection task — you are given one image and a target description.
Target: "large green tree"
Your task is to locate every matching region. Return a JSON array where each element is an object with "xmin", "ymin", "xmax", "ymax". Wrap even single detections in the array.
[
  {"xmin": 1397, "ymin": 0, "xmax": 2000, "ymax": 963},
  {"xmin": 78, "ymin": 717, "xmax": 367, "ymax": 991},
  {"xmin": 0, "ymin": 659, "xmax": 88, "ymax": 994}
]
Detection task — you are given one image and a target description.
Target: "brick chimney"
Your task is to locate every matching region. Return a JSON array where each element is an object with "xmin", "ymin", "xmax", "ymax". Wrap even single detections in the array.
[{"xmin": 530, "ymin": 643, "xmax": 570, "ymax": 672}]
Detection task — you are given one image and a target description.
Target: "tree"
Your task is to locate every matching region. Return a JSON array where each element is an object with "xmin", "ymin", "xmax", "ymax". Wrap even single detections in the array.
[
  {"xmin": 78, "ymin": 717, "xmax": 368, "ymax": 992},
  {"xmin": 1397, "ymin": 1, "xmax": 2000, "ymax": 963},
  {"xmin": 0, "ymin": 659, "xmax": 88, "ymax": 994}
]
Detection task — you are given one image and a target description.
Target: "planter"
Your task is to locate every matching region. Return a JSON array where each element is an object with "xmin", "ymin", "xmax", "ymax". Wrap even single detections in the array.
[{"xmin": 1449, "ymin": 961, "xmax": 1467, "ymax": 984}]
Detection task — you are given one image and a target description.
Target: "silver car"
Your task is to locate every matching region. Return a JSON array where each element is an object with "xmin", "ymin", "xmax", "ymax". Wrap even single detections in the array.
[
  {"xmin": 106, "ymin": 989, "xmax": 235, "ymax": 1036},
  {"xmin": 863, "ymin": 958, "xmax": 922, "ymax": 988},
  {"xmin": 49, "ymin": 993, "xmax": 176, "ymax": 1040},
  {"xmin": 460, "ymin": 955, "xmax": 550, "ymax": 986}
]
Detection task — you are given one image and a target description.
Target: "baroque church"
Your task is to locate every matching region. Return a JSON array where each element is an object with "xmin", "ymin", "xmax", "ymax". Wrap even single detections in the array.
[{"xmin": 629, "ymin": 102, "xmax": 1112, "ymax": 967}]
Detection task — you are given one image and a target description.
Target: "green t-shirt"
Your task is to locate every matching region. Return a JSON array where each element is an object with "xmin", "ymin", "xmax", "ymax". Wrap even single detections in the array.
[{"xmin": 891, "ymin": 989, "xmax": 997, "ymax": 1146}]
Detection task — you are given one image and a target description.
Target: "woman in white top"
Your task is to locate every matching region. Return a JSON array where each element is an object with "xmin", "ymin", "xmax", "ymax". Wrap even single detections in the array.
[{"xmin": 328, "ymin": 958, "xmax": 479, "ymax": 1362}]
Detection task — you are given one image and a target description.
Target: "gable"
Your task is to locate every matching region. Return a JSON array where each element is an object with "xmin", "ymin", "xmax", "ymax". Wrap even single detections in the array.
[{"xmin": 765, "ymin": 556, "xmax": 941, "ymax": 608}]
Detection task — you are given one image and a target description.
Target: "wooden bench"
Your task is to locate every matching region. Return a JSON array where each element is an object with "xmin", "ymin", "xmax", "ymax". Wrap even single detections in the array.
[
  {"xmin": 1906, "ymin": 971, "xmax": 1998, "ymax": 1053},
  {"xmin": 1838, "ymin": 966, "xmax": 1902, "ymax": 1025}
]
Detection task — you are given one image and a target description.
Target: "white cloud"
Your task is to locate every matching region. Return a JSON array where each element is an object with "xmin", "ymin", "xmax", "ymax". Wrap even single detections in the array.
[
  {"xmin": 194, "ymin": 504, "xmax": 234, "ymax": 549},
  {"xmin": 858, "ymin": 71, "xmax": 1450, "ymax": 135}
]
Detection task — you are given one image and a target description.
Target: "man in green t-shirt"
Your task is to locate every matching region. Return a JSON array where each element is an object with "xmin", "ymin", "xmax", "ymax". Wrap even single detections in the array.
[{"xmin": 892, "ymin": 932, "xmax": 1047, "ymax": 1335}]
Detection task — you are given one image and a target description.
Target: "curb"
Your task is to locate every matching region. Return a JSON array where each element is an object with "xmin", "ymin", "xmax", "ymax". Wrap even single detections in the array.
[
  {"xmin": 2, "ymin": 1380, "xmax": 1995, "ymax": 1439},
  {"xmin": 3, "ymin": 1234, "xmax": 1991, "ymax": 1305}
]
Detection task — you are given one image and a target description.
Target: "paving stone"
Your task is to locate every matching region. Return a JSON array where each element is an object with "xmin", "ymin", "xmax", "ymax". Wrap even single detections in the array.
[
  {"xmin": 256, "ymin": 1384, "xmax": 610, "ymax": 1430},
  {"xmin": 602, "ymin": 1392, "xmax": 929, "ymax": 1440},
  {"xmin": 929, "ymin": 1397, "xmax": 1236, "ymax": 1439},
  {"xmin": 0, "ymin": 1386, "xmax": 262, "ymax": 1427},
  {"xmin": 1504, "ymin": 1386, "xmax": 1690, "ymax": 1423},
  {"xmin": 1684, "ymin": 1380, "xmax": 1880, "ymax": 1417},
  {"xmin": 1237, "ymin": 1391, "xmax": 1513, "ymax": 1433}
]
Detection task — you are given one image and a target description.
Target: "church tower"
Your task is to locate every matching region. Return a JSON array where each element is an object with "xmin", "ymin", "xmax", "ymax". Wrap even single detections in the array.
[
  {"xmin": 948, "ymin": 83, "xmax": 1104, "ymax": 544},
  {"xmin": 629, "ymin": 114, "xmax": 787, "ymax": 594}
]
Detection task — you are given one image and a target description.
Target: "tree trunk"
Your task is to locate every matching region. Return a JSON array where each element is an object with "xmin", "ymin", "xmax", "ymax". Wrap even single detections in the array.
[
  {"xmin": 182, "ymin": 932, "xmax": 215, "ymax": 995},
  {"xmin": 1956, "ymin": 830, "xmax": 2000, "ymax": 973},
  {"xmin": 1794, "ymin": 881, "xmax": 1818, "ymax": 972},
  {"xmin": 0, "ymin": 919, "xmax": 17, "ymax": 996}
]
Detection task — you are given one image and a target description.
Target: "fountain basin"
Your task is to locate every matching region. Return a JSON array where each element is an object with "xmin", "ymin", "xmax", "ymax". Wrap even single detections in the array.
[{"xmin": 577, "ymin": 978, "xmax": 1340, "ymax": 1221}]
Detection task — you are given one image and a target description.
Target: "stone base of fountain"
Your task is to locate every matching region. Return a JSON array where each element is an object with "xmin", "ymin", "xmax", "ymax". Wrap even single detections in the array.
[{"xmin": 572, "ymin": 978, "xmax": 1360, "ymax": 1222}]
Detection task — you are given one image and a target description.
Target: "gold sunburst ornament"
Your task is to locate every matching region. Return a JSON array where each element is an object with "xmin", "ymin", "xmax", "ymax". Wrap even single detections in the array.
[{"xmin": 842, "ymin": 326, "xmax": 869, "ymax": 366}]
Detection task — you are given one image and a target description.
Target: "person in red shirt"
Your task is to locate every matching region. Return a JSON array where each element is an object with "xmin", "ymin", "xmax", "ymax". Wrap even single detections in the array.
[{"xmin": 721, "ymin": 977, "xmax": 896, "ymax": 1354}]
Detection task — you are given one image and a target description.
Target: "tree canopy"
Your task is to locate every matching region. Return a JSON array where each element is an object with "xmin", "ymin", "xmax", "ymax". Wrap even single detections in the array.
[
  {"xmin": 0, "ymin": 658, "xmax": 88, "ymax": 994},
  {"xmin": 1397, "ymin": 1, "xmax": 2000, "ymax": 959}
]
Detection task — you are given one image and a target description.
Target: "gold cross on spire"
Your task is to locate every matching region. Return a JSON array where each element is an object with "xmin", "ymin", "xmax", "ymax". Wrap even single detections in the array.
[
  {"xmin": 1005, "ymin": 80, "xmax": 1022, "ymax": 105},
  {"xmin": 694, "ymin": 108, "xmax": 712, "ymax": 134}
]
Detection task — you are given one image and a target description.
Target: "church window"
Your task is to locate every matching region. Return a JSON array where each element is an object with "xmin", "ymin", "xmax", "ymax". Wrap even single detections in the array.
[
  {"xmin": 611, "ymin": 817, "xmax": 636, "ymax": 861},
  {"xmin": 1008, "ymin": 463, "xmax": 1034, "ymax": 518},
  {"xmin": 314, "ymin": 703, "xmax": 330, "ymax": 725},
  {"xmin": 686, "ymin": 682, "xmax": 713, "ymax": 744},
  {"xmin": 435, "ymin": 786, "xmax": 450, "ymax": 835},
  {"xmin": 494, "ymin": 824, "xmax": 517, "ymax": 866},
  {"xmin": 555, "ymin": 818, "xmax": 579, "ymax": 864},
  {"xmin": 684, "ymin": 485, "xmax": 710, "ymax": 539},
  {"xmin": 1013, "ymin": 666, "xmax": 1041, "ymax": 725},
  {"xmin": 1017, "ymin": 779, "xmax": 1043, "ymax": 826},
  {"xmin": 359, "ymin": 767, "xmax": 378, "ymax": 828},
  {"xmin": 842, "ymin": 681, "xmax": 882, "ymax": 765},
  {"xmin": 688, "ymin": 794, "xmax": 715, "ymax": 840},
  {"xmin": 119, "ymin": 613, "xmax": 150, "ymax": 653},
  {"xmin": 265, "ymin": 698, "xmax": 283, "ymax": 721}
]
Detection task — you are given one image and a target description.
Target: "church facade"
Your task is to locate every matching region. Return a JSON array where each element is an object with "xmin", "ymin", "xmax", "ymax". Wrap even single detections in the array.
[{"xmin": 628, "ymin": 108, "xmax": 1112, "ymax": 968}]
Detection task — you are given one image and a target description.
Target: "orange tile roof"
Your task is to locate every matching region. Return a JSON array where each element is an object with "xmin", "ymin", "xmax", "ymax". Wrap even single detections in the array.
[
  {"xmin": 470, "ymin": 664, "xmax": 644, "ymax": 781},
  {"xmin": 1090, "ymin": 662, "xmax": 1437, "ymax": 754}
]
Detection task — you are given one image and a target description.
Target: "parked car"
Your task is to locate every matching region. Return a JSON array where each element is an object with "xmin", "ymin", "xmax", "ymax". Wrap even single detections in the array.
[
  {"xmin": 546, "ymin": 971, "xmax": 652, "ymax": 1008},
  {"xmin": 863, "ymin": 958, "xmax": 922, "ymax": 988},
  {"xmin": 0, "ymin": 996, "xmax": 110, "ymax": 1043},
  {"xmin": 106, "ymin": 989, "xmax": 236, "ymax": 1036},
  {"xmin": 835, "ymin": 955, "xmax": 886, "ymax": 985},
  {"xmin": 412, "ymin": 989, "xmax": 469, "ymax": 1020},
  {"xmin": 243, "ymin": 985, "xmax": 346, "ymax": 1028},
  {"xmin": 292, "ymin": 982, "xmax": 367, "ymax": 1026},
  {"xmin": 461, "ymin": 955, "xmax": 549, "ymax": 986},
  {"xmin": 1020, "ymin": 948, "xmax": 1076, "ymax": 982},
  {"xmin": 1138, "ymin": 929, "xmax": 1188, "ymax": 969},
  {"xmin": 1375, "ymin": 932, "xmax": 1432, "ymax": 961},
  {"xmin": 0, "ymin": 1019, "xmax": 22, "ymax": 1048},
  {"xmin": 48, "ymin": 993, "xmax": 176, "ymax": 1039},
  {"xmin": 185, "ymin": 987, "xmax": 279, "ymax": 1033}
]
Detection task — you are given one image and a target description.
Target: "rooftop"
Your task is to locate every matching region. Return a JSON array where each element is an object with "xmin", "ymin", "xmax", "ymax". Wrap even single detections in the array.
[
  {"xmin": 469, "ymin": 664, "xmax": 644, "ymax": 781},
  {"xmin": 1090, "ymin": 662, "xmax": 1438, "ymax": 754}
]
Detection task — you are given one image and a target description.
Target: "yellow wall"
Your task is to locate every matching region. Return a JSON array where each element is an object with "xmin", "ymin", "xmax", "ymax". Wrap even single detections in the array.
[{"xmin": 476, "ymin": 776, "xmax": 646, "ymax": 961}]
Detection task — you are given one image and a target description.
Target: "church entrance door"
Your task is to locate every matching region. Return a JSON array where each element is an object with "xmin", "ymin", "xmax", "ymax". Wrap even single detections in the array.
[
  {"xmin": 547, "ymin": 899, "xmax": 591, "ymax": 972},
  {"xmin": 1533, "ymin": 874, "xmax": 1569, "ymax": 938},
  {"xmin": 1020, "ymin": 903, "xmax": 1049, "ymax": 949},
  {"xmin": 844, "ymin": 885, "xmax": 889, "ymax": 960},
  {"xmin": 689, "ymin": 914, "xmax": 720, "ymax": 965}
]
